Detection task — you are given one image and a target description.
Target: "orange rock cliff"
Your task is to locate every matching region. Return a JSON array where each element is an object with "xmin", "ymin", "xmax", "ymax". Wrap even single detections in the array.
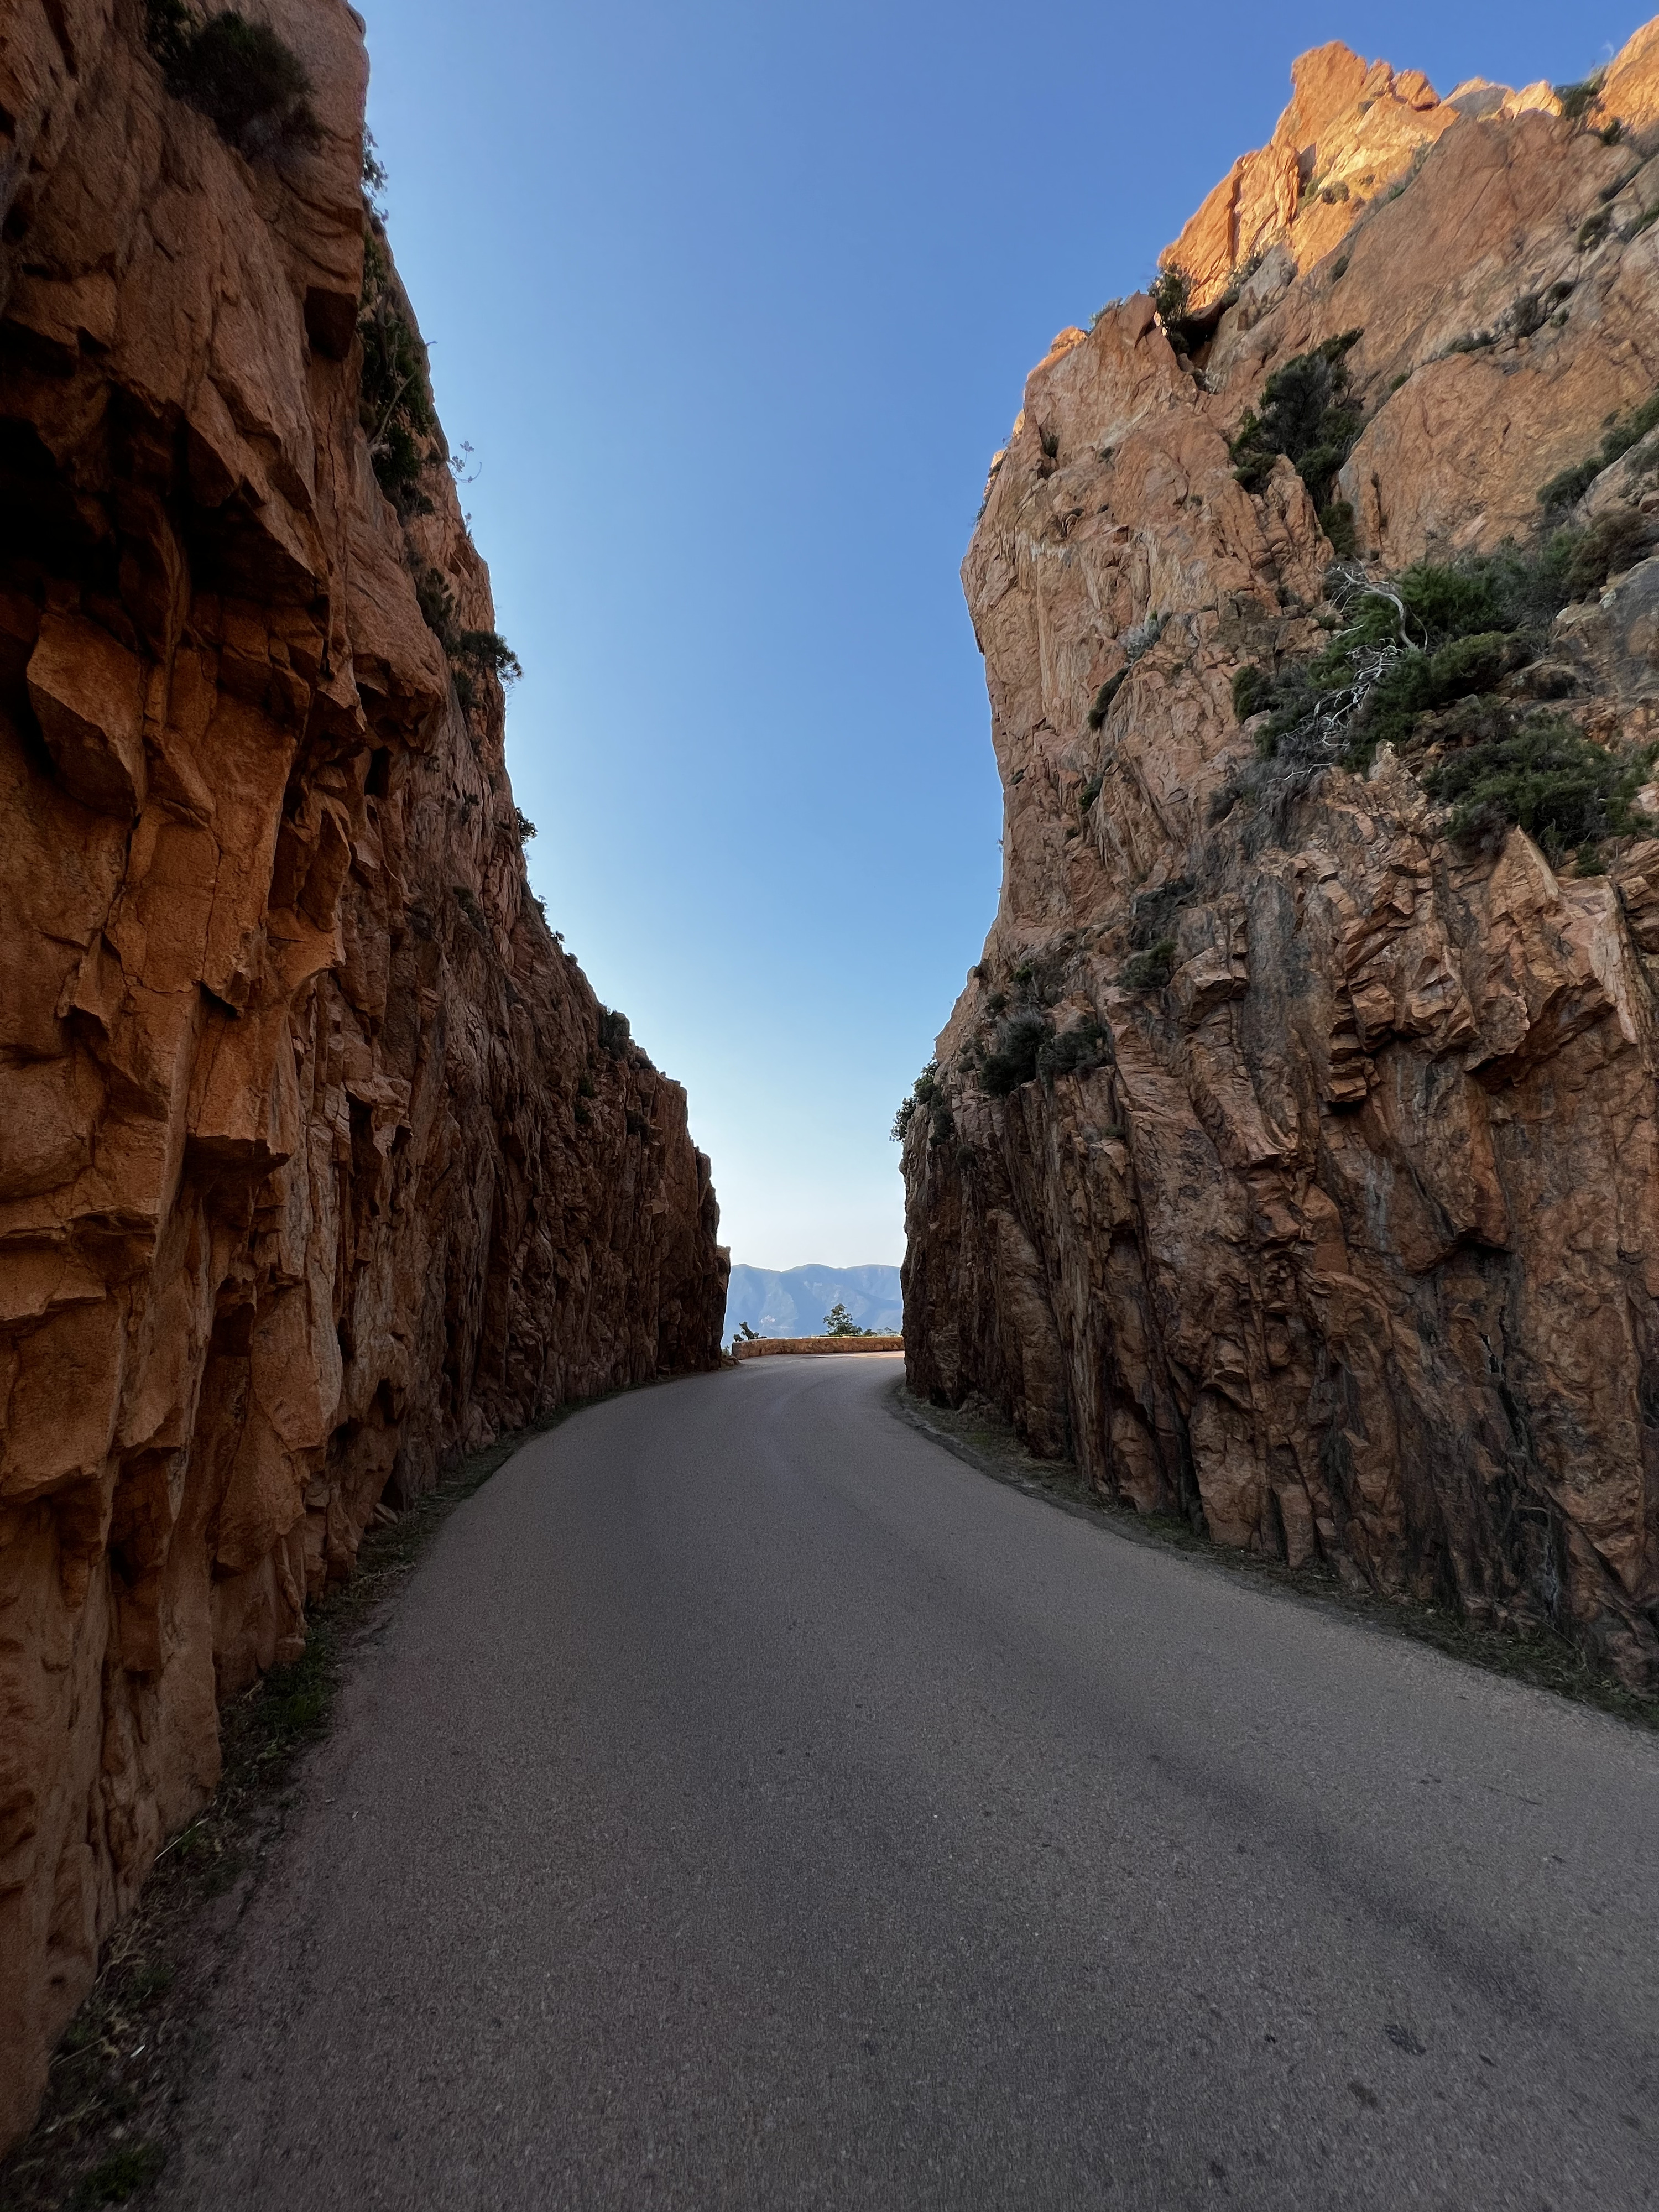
[
  {"xmin": 0, "ymin": 0, "xmax": 728, "ymax": 2151},
  {"xmin": 903, "ymin": 24, "xmax": 1659, "ymax": 1685}
]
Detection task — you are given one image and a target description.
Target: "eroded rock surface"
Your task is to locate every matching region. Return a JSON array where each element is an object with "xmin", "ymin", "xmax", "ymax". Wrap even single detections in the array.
[
  {"xmin": 904, "ymin": 26, "xmax": 1659, "ymax": 1691},
  {"xmin": 0, "ymin": 0, "xmax": 726, "ymax": 2151}
]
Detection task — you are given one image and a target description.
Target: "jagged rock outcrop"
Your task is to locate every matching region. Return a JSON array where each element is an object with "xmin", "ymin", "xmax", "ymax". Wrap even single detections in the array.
[
  {"xmin": 903, "ymin": 24, "xmax": 1659, "ymax": 1690},
  {"xmin": 0, "ymin": 0, "xmax": 727, "ymax": 2152},
  {"xmin": 1165, "ymin": 44, "xmax": 1562, "ymax": 315}
]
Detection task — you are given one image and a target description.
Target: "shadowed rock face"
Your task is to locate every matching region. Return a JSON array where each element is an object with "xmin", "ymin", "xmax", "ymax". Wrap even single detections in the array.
[
  {"xmin": 0, "ymin": 0, "xmax": 727, "ymax": 2151},
  {"xmin": 903, "ymin": 25, "xmax": 1659, "ymax": 1693}
]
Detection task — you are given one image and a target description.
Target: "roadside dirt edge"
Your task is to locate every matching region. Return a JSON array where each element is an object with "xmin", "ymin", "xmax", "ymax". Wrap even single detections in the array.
[
  {"xmin": 886, "ymin": 1379, "xmax": 1659, "ymax": 1736},
  {"xmin": 0, "ymin": 1385, "xmax": 657, "ymax": 2212}
]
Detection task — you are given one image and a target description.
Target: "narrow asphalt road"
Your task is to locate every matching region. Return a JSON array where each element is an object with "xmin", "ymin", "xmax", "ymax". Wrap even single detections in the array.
[{"xmin": 165, "ymin": 1356, "xmax": 1659, "ymax": 2211}]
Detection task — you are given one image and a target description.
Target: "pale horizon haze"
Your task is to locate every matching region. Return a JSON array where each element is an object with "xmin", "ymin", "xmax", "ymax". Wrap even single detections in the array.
[{"xmin": 360, "ymin": 0, "xmax": 1632, "ymax": 1267}]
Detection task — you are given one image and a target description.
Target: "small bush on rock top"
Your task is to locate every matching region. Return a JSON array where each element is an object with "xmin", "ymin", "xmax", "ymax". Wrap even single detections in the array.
[
  {"xmin": 1149, "ymin": 263, "xmax": 1214, "ymax": 356},
  {"xmin": 145, "ymin": 2, "xmax": 321, "ymax": 158},
  {"xmin": 362, "ymin": 127, "xmax": 389, "ymax": 212},
  {"xmin": 1151, "ymin": 265, "xmax": 1190, "ymax": 325},
  {"xmin": 455, "ymin": 629, "xmax": 524, "ymax": 685},
  {"xmin": 1554, "ymin": 71, "xmax": 1606, "ymax": 123},
  {"xmin": 891, "ymin": 1060, "xmax": 937, "ymax": 1140}
]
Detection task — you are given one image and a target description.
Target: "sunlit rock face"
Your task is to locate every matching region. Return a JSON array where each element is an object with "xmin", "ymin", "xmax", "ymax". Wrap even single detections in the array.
[
  {"xmin": 903, "ymin": 25, "xmax": 1659, "ymax": 1691},
  {"xmin": 0, "ymin": 0, "xmax": 727, "ymax": 2150}
]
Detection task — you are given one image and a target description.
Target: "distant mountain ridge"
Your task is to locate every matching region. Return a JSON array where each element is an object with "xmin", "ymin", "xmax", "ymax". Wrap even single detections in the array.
[{"xmin": 726, "ymin": 1264, "xmax": 902, "ymax": 1339}]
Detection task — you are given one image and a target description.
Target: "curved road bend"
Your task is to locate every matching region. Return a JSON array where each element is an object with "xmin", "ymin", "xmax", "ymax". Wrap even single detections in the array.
[{"xmin": 165, "ymin": 1354, "xmax": 1659, "ymax": 2211}]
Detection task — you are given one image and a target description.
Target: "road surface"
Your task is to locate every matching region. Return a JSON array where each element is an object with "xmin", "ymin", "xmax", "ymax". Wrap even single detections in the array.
[{"xmin": 165, "ymin": 1355, "xmax": 1659, "ymax": 2210}]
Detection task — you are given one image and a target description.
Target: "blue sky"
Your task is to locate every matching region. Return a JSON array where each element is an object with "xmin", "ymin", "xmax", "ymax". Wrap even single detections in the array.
[{"xmin": 360, "ymin": 0, "xmax": 1632, "ymax": 1269}]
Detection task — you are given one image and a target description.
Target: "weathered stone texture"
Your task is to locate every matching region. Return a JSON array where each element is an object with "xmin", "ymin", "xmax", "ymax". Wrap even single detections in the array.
[
  {"xmin": 905, "ymin": 27, "xmax": 1659, "ymax": 1691},
  {"xmin": 0, "ymin": 0, "xmax": 727, "ymax": 2151}
]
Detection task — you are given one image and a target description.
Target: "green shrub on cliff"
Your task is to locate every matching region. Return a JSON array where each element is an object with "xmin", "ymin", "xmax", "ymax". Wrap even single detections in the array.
[
  {"xmin": 1120, "ymin": 938, "xmax": 1176, "ymax": 992},
  {"xmin": 1230, "ymin": 331, "xmax": 1365, "ymax": 545},
  {"xmin": 411, "ymin": 572, "xmax": 524, "ymax": 706},
  {"xmin": 360, "ymin": 234, "xmax": 436, "ymax": 505},
  {"xmin": 979, "ymin": 1013, "xmax": 1049, "ymax": 1096},
  {"xmin": 976, "ymin": 1011, "xmax": 1107, "ymax": 1094},
  {"xmin": 1042, "ymin": 1021, "xmax": 1108, "ymax": 1077},
  {"xmin": 1232, "ymin": 664, "xmax": 1271, "ymax": 722},
  {"xmin": 1553, "ymin": 70, "xmax": 1606, "ymax": 122},
  {"xmin": 145, "ymin": 3, "xmax": 321, "ymax": 159},
  {"xmin": 1224, "ymin": 542, "xmax": 1657, "ymax": 862},
  {"xmin": 1128, "ymin": 878, "xmax": 1193, "ymax": 952},
  {"xmin": 1086, "ymin": 672, "xmax": 1125, "ymax": 729},
  {"xmin": 892, "ymin": 1061, "xmax": 938, "ymax": 1139},
  {"xmin": 1426, "ymin": 716, "xmax": 1655, "ymax": 860},
  {"xmin": 1150, "ymin": 265, "xmax": 1197, "ymax": 350},
  {"xmin": 1538, "ymin": 390, "xmax": 1659, "ymax": 511},
  {"xmin": 1242, "ymin": 546, "xmax": 1589, "ymax": 778},
  {"xmin": 455, "ymin": 629, "xmax": 524, "ymax": 685},
  {"xmin": 362, "ymin": 128, "xmax": 389, "ymax": 212},
  {"xmin": 414, "ymin": 565, "xmax": 456, "ymax": 645},
  {"xmin": 1558, "ymin": 508, "xmax": 1656, "ymax": 597},
  {"xmin": 1151, "ymin": 265, "xmax": 1190, "ymax": 325}
]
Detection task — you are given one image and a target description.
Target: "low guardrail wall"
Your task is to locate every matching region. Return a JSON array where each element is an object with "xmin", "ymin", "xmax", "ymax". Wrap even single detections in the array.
[{"xmin": 732, "ymin": 1335, "xmax": 903, "ymax": 1360}]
